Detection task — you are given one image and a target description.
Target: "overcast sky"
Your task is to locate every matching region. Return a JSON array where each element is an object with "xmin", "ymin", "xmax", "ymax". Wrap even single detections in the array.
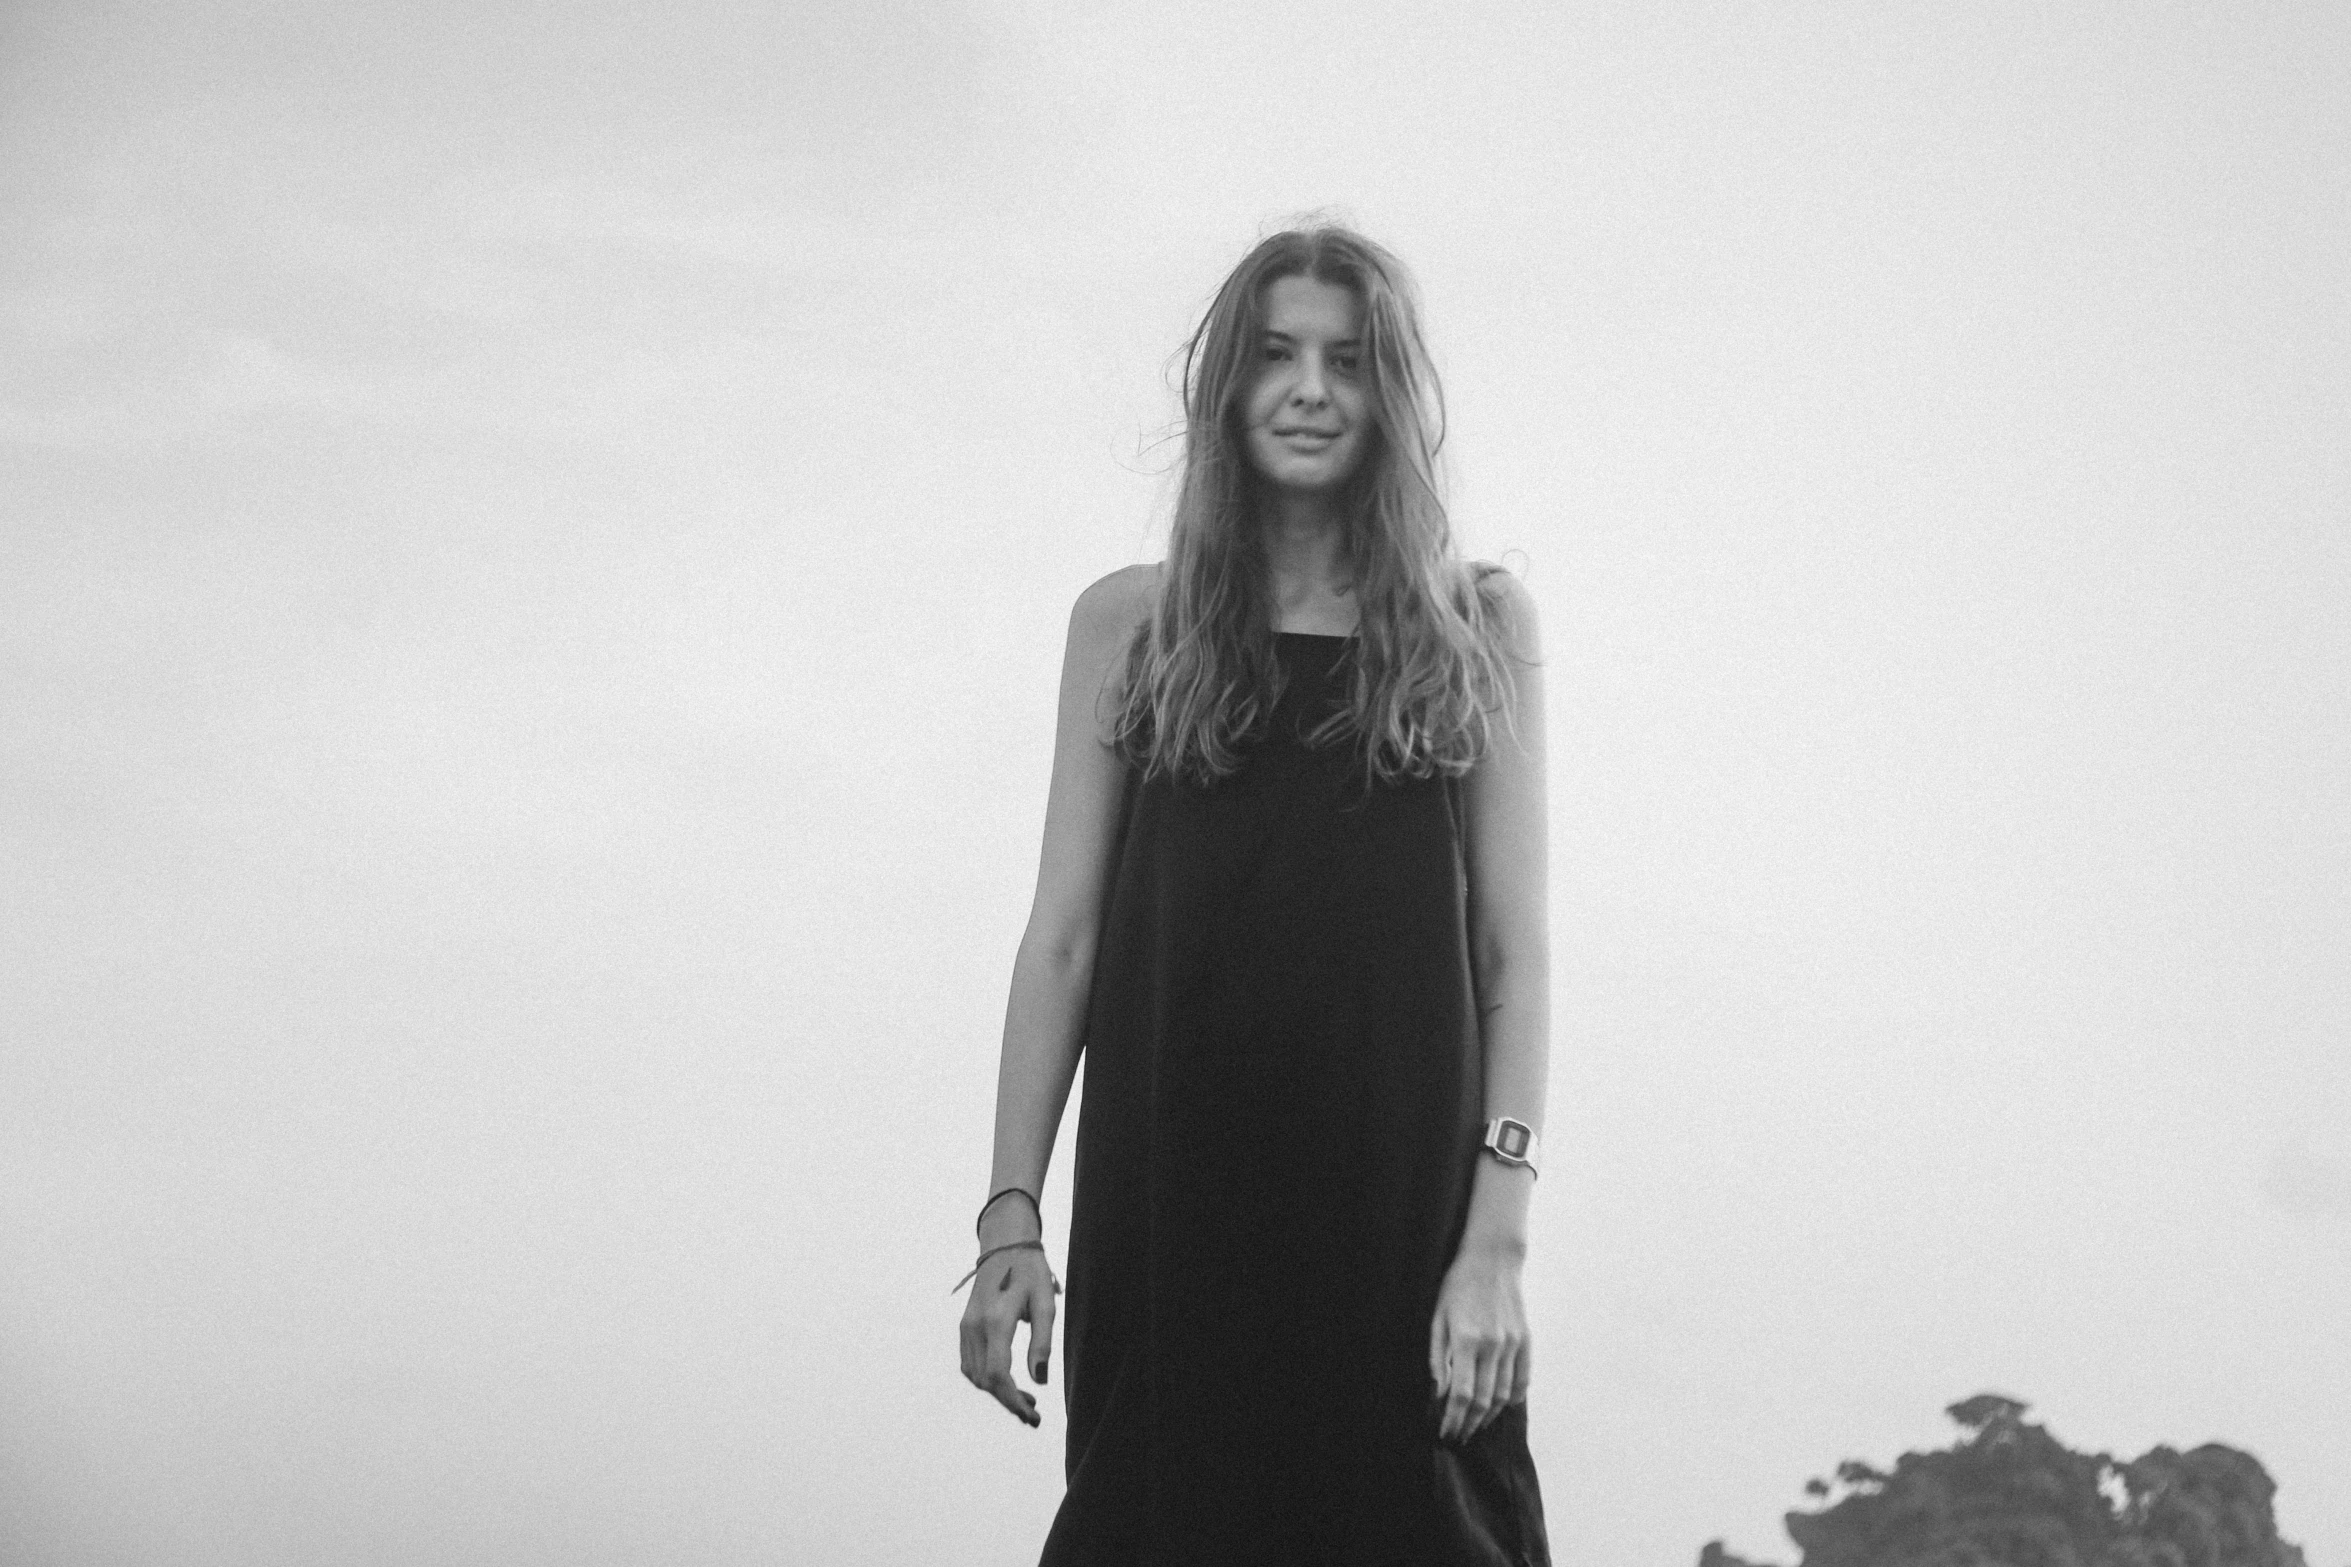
[{"xmin": 4, "ymin": 3, "xmax": 2347, "ymax": 1564}]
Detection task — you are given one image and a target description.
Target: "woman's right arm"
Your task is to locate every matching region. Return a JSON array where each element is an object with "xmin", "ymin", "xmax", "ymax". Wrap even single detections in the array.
[{"xmin": 957, "ymin": 565, "xmax": 1152, "ymax": 1428}]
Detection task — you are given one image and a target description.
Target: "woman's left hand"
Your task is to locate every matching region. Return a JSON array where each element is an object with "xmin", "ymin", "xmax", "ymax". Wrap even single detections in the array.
[{"xmin": 1428, "ymin": 1239, "xmax": 1531, "ymax": 1444}]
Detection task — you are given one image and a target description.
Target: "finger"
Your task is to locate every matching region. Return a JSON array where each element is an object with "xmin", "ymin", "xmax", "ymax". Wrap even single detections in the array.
[
  {"xmin": 1457, "ymin": 1334, "xmax": 1495, "ymax": 1447},
  {"xmin": 1030, "ymin": 1276, "xmax": 1058, "ymax": 1384},
  {"xmin": 1468, "ymin": 1340, "xmax": 1512, "ymax": 1439},
  {"xmin": 1440, "ymin": 1341, "xmax": 1478, "ymax": 1444},
  {"xmin": 980, "ymin": 1360, "xmax": 1040, "ymax": 1427},
  {"xmin": 979, "ymin": 1275, "xmax": 1040, "ymax": 1427},
  {"xmin": 960, "ymin": 1274, "xmax": 1009, "ymax": 1387},
  {"xmin": 1426, "ymin": 1316, "xmax": 1449, "ymax": 1436},
  {"xmin": 980, "ymin": 1319, "xmax": 1040, "ymax": 1427},
  {"xmin": 1509, "ymin": 1334, "xmax": 1533, "ymax": 1408},
  {"xmin": 981, "ymin": 1306, "xmax": 1020, "ymax": 1399}
]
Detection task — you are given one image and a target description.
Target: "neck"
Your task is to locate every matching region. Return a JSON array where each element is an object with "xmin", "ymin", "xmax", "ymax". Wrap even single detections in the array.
[{"xmin": 1258, "ymin": 489, "xmax": 1354, "ymax": 623}]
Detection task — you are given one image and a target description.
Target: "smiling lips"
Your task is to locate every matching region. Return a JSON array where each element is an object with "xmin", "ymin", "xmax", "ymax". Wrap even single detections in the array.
[{"xmin": 1273, "ymin": 426, "xmax": 1341, "ymax": 445}]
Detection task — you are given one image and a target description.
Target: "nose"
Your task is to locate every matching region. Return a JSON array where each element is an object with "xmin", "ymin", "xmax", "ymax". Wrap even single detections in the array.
[{"xmin": 1290, "ymin": 351, "xmax": 1330, "ymax": 408}]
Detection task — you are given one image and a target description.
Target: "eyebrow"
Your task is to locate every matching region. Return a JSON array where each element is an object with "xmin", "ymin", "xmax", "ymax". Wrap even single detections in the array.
[{"xmin": 1263, "ymin": 330, "xmax": 1364, "ymax": 348}]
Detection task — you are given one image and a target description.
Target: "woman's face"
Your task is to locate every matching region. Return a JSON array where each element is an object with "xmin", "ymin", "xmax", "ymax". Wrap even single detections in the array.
[{"xmin": 1239, "ymin": 275, "xmax": 1372, "ymax": 499}]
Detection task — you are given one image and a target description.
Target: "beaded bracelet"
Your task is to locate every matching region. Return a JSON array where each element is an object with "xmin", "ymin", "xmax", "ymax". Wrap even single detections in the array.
[{"xmin": 950, "ymin": 1239, "xmax": 1054, "ymax": 1295}]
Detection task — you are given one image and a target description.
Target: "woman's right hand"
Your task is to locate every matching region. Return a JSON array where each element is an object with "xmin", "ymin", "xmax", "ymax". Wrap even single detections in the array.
[{"xmin": 957, "ymin": 1245, "xmax": 1059, "ymax": 1428}]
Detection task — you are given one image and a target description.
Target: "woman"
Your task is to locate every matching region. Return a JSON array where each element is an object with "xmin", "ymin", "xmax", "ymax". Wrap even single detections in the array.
[{"xmin": 957, "ymin": 223, "xmax": 1552, "ymax": 1566}]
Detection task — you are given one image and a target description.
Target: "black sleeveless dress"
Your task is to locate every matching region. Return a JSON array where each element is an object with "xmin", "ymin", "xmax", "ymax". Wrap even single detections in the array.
[{"xmin": 1042, "ymin": 632, "xmax": 1551, "ymax": 1567}]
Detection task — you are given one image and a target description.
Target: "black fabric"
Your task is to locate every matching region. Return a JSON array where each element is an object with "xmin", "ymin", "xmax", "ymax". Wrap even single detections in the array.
[{"xmin": 1043, "ymin": 633, "xmax": 1551, "ymax": 1567}]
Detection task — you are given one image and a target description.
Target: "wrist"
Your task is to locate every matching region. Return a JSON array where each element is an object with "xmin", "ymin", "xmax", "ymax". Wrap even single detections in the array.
[
  {"xmin": 976, "ymin": 1185, "xmax": 1043, "ymax": 1248},
  {"xmin": 1456, "ymin": 1226, "xmax": 1528, "ymax": 1264},
  {"xmin": 978, "ymin": 1208, "xmax": 1043, "ymax": 1248}
]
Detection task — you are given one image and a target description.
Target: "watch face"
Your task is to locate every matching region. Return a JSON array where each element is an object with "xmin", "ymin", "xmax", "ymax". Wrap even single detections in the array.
[{"xmin": 1494, "ymin": 1121, "xmax": 1530, "ymax": 1158}]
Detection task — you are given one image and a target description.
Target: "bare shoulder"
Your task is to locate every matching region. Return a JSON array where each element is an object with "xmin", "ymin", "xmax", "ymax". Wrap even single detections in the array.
[
  {"xmin": 1058, "ymin": 565, "xmax": 1160, "ymax": 737},
  {"xmin": 1464, "ymin": 560, "xmax": 1540, "ymax": 656},
  {"xmin": 1069, "ymin": 563, "xmax": 1160, "ymax": 657}
]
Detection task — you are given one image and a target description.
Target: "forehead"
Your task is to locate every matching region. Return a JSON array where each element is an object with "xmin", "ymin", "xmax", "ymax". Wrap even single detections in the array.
[{"xmin": 1260, "ymin": 274, "xmax": 1362, "ymax": 338}]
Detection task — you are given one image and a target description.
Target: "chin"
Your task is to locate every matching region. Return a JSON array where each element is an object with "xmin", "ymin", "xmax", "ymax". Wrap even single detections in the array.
[
  {"xmin": 1260, "ymin": 454, "xmax": 1355, "ymax": 492},
  {"xmin": 1271, "ymin": 469, "xmax": 1343, "ymax": 496}
]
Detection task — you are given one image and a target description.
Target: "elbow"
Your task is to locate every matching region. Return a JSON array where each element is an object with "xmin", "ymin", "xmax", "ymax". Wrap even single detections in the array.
[
  {"xmin": 1469, "ymin": 936, "xmax": 1548, "ymax": 998},
  {"xmin": 1021, "ymin": 923, "xmax": 1098, "ymax": 981}
]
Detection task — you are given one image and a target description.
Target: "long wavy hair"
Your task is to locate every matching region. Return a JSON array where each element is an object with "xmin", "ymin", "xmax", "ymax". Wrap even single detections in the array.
[{"xmin": 1111, "ymin": 223, "xmax": 1520, "ymax": 786}]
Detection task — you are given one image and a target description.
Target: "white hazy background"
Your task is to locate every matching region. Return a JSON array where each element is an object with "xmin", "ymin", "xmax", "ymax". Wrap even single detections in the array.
[{"xmin": 4, "ymin": 3, "xmax": 2346, "ymax": 1564}]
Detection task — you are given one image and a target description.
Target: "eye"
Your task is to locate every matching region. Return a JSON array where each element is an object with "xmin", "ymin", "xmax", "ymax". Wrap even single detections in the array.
[
  {"xmin": 1262, "ymin": 343, "xmax": 1291, "ymax": 362},
  {"xmin": 1331, "ymin": 353, "xmax": 1361, "ymax": 375}
]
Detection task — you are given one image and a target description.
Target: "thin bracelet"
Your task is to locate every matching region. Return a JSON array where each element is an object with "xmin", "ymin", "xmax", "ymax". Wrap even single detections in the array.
[
  {"xmin": 949, "ymin": 1239, "xmax": 1051, "ymax": 1295},
  {"xmin": 975, "ymin": 1185, "xmax": 1042, "ymax": 1237}
]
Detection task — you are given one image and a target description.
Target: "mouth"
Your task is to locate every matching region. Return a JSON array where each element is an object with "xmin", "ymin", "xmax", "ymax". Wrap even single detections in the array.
[{"xmin": 1272, "ymin": 427, "xmax": 1341, "ymax": 445}]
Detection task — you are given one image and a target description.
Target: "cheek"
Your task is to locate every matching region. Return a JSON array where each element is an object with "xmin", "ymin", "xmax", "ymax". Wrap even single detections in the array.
[
  {"xmin": 1243, "ymin": 374, "xmax": 1285, "ymax": 426},
  {"xmin": 1235, "ymin": 413, "xmax": 1280, "ymax": 475}
]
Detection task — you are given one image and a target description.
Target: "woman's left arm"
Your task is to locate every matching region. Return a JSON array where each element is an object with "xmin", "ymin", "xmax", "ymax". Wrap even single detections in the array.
[{"xmin": 1431, "ymin": 569, "xmax": 1550, "ymax": 1445}]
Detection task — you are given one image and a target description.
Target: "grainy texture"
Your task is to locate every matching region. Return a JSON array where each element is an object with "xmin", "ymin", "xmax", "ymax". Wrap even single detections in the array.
[{"xmin": 1046, "ymin": 634, "xmax": 1548, "ymax": 1567}]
